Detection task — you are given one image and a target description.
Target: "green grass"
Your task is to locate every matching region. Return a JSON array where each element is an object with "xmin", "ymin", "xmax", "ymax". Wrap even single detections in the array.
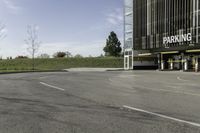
[{"xmin": 0, "ymin": 57, "xmax": 124, "ymax": 72}]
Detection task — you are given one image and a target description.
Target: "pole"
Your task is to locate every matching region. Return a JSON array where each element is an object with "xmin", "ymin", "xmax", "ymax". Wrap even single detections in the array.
[
  {"xmin": 157, "ymin": 54, "xmax": 161, "ymax": 70},
  {"xmin": 181, "ymin": 53, "xmax": 184, "ymax": 71},
  {"xmin": 161, "ymin": 54, "xmax": 164, "ymax": 71}
]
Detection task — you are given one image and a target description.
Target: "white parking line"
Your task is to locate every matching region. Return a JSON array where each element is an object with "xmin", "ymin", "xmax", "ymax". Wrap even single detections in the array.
[
  {"xmin": 177, "ymin": 76, "xmax": 189, "ymax": 82},
  {"xmin": 39, "ymin": 76, "xmax": 48, "ymax": 79},
  {"xmin": 117, "ymin": 75, "xmax": 139, "ymax": 78},
  {"xmin": 123, "ymin": 105, "xmax": 200, "ymax": 127},
  {"xmin": 40, "ymin": 82, "xmax": 65, "ymax": 91}
]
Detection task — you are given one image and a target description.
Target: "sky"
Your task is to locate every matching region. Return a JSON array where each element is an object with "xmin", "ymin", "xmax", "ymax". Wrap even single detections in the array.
[{"xmin": 0, "ymin": 0, "xmax": 123, "ymax": 58}]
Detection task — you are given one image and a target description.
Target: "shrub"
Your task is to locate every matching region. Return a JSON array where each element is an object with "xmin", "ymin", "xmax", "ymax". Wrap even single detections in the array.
[
  {"xmin": 53, "ymin": 52, "xmax": 66, "ymax": 58},
  {"xmin": 15, "ymin": 56, "xmax": 28, "ymax": 59}
]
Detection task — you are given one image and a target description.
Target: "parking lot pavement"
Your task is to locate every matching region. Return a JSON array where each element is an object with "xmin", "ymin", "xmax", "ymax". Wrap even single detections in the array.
[{"xmin": 0, "ymin": 71, "xmax": 200, "ymax": 133}]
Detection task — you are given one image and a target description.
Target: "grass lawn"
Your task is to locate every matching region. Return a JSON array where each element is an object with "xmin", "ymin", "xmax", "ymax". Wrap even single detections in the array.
[{"xmin": 0, "ymin": 57, "xmax": 124, "ymax": 72}]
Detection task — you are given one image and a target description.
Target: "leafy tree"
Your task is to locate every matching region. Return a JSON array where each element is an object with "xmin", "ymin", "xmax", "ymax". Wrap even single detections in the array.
[
  {"xmin": 15, "ymin": 56, "xmax": 28, "ymax": 59},
  {"xmin": 6, "ymin": 57, "xmax": 12, "ymax": 60},
  {"xmin": 53, "ymin": 52, "xmax": 66, "ymax": 58},
  {"xmin": 103, "ymin": 31, "xmax": 122, "ymax": 57}
]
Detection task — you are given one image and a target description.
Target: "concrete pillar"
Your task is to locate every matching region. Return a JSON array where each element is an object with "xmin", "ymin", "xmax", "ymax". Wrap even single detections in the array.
[
  {"xmin": 181, "ymin": 53, "xmax": 185, "ymax": 71},
  {"xmin": 170, "ymin": 59, "xmax": 174, "ymax": 70},
  {"xmin": 161, "ymin": 54, "xmax": 164, "ymax": 70},
  {"xmin": 195, "ymin": 57, "xmax": 199, "ymax": 72},
  {"xmin": 124, "ymin": 56, "xmax": 126, "ymax": 70},
  {"xmin": 161, "ymin": 61, "xmax": 164, "ymax": 70},
  {"xmin": 132, "ymin": 50, "xmax": 134, "ymax": 70},
  {"xmin": 157, "ymin": 54, "xmax": 161, "ymax": 70},
  {"xmin": 184, "ymin": 60, "xmax": 188, "ymax": 71}
]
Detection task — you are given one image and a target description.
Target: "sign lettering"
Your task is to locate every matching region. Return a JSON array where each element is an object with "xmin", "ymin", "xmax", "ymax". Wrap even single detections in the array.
[{"xmin": 163, "ymin": 33, "xmax": 192, "ymax": 45}]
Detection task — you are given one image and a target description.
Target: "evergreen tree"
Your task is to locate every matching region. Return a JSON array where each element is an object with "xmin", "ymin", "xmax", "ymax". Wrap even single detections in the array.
[{"xmin": 103, "ymin": 31, "xmax": 122, "ymax": 57}]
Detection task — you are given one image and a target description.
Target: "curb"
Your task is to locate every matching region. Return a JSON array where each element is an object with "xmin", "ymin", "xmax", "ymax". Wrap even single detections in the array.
[
  {"xmin": 106, "ymin": 69, "xmax": 124, "ymax": 71},
  {"xmin": 0, "ymin": 70, "xmax": 68, "ymax": 75},
  {"xmin": 64, "ymin": 68, "xmax": 124, "ymax": 72}
]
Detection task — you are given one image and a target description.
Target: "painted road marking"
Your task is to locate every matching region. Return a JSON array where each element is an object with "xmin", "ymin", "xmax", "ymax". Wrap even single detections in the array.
[
  {"xmin": 40, "ymin": 82, "xmax": 65, "ymax": 91},
  {"xmin": 177, "ymin": 76, "xmax": 190, "ymax": 82},
  {"xmin": 117, "ymin": 75, "xmax": 139, "ymax": 78},
  {"xmin": 39, "ymin": 76, "xmax": 48, "ymax": 79},
  {"xmin": 123, "ymin": 105, "xmax": 200, "ymax": 127}
]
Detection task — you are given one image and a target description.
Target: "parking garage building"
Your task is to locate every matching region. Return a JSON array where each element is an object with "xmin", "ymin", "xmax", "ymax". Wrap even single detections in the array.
[{"xmin": 124, "ymin": 0, "xmax": 200, "ymax": 71}]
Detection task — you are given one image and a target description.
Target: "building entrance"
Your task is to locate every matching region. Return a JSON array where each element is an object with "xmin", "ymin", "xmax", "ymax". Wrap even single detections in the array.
[
  {"xmin": 166, "ymin": 55, "xmax": 182, "ymax": 70},
  {"xmin": 185, "ymin": 55, "xmax": 199, "ymax": 72},
  {"xmin": 124, "ymin": 49, "xmax": 133, "ymax": 70},
  {"xmin": 160, "ymin": 53, "xmax": 200, "ymax": 72},
  {"xmin": 161, "ymin": 53, "xmax": 183, "ymax": 70},
  {"xmin": 124, "ymin": 55, "xmax": 133, "ymax": 70}
]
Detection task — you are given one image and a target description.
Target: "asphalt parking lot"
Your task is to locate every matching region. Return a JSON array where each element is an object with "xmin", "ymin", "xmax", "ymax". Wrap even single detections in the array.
[{"xmin": 0, "ymin": 70, "xmax": 200, "ymax": 133}]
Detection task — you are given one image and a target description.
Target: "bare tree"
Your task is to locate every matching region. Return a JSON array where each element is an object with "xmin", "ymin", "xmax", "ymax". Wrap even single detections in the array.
[
  {"xmin": 0, "ymin": 23, "xmax": 6, "ymax": 40},
  {"xmin": 74, "ymin": 54, "xmax": 83, "ymax": 58},
  {"xmin": 66, "ymin": 51, "xmax": 72, "ymax": 58},
  {"xmin": 38, "ymin": 53, "xmax": 50, "ymax": 59},
  {"xmin": 25, "ymin": 25, "xmax": 41, "ymax": 70}
]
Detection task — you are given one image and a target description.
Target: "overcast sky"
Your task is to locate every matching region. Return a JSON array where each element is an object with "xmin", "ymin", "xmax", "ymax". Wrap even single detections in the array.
[{"xmin": 0, "ymin": 0, "xmax": 123, "ymax": 58}]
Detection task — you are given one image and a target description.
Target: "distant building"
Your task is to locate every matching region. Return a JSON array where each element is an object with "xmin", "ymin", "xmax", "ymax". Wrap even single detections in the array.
[{"xmin": 124, "ymin": 0, "xmax": 200, "ymax": 72}]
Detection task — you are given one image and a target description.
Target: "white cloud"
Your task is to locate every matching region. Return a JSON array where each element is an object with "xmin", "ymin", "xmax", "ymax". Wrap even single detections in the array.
[
  {"xmin": 106, "ymin": 8, "xmax": 123, "ymax": 26},
  {"xmin": 2, "ymin": 0, "xmax": 22, "ymax": 14},
  {"xmin": 0, "ymin": 28, "xmax": 7, "ymax": 38},
  {"xmin": 89, "ymin": 8, "xmax": 123, "ymax": 36},
  {"xmin": 0, "ymin": 24, "xmax": 7, "ymax": 40},
  {"xmin": 89, "ymin": 8, "xmax": 123, "ymax": 41}
]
